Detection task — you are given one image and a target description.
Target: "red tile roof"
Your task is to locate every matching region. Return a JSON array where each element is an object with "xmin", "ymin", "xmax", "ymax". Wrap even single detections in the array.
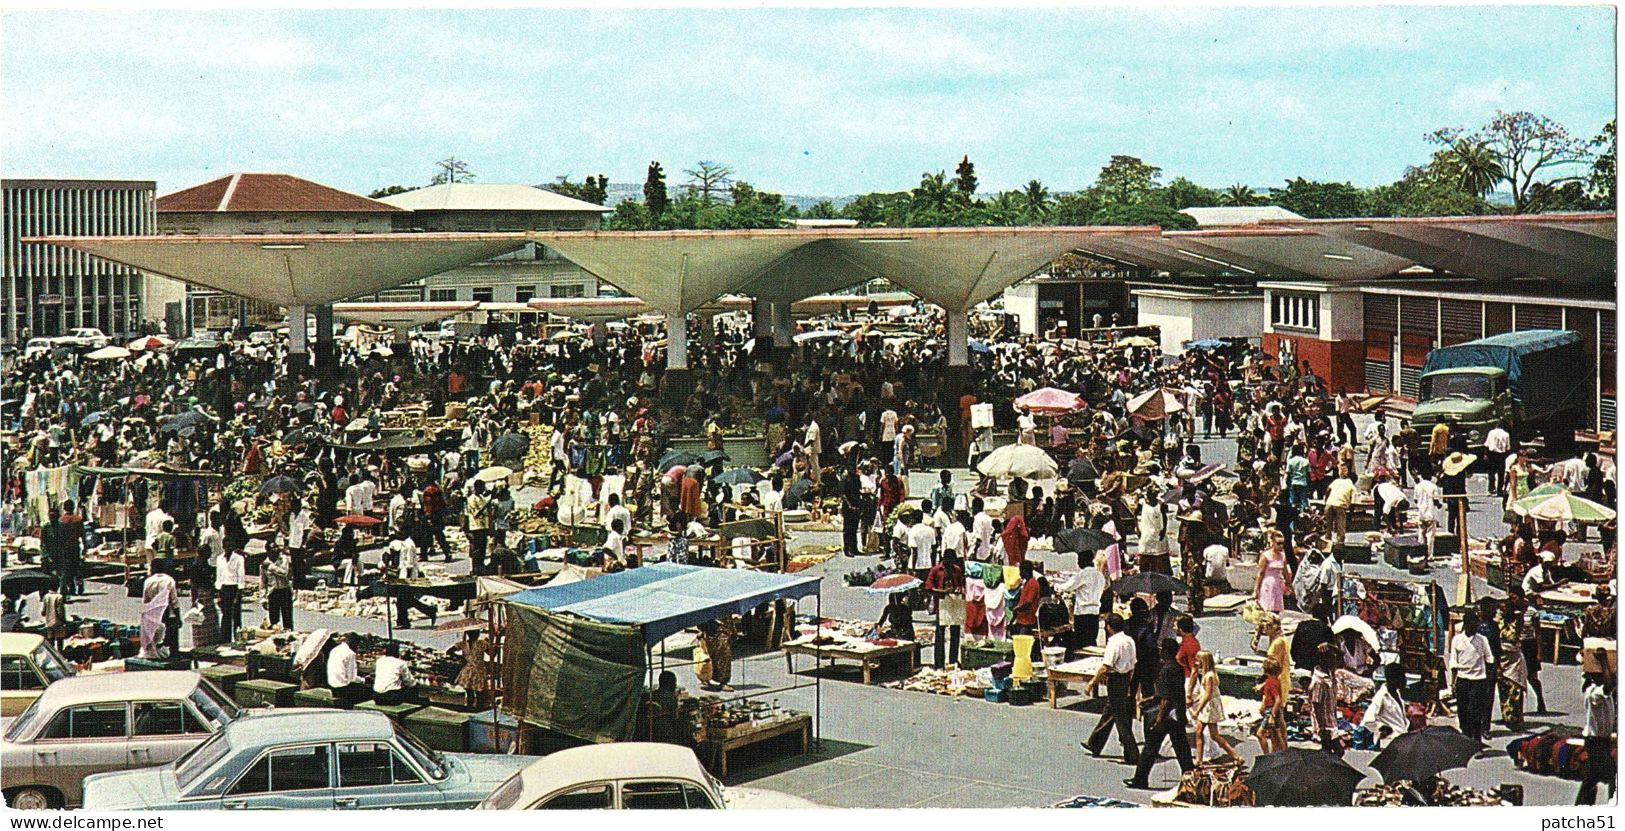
[{"xmin": 157, "ymin": 173, "xmax": 406, "ymax": 213}]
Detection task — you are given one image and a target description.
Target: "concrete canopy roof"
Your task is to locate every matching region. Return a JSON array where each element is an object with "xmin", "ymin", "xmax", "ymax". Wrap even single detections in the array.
[
  {"xmin": 527, "ymin": 226, "xmax": 1162, "ymax": 313},
  {"xmin": 28, "ymin": 233, "xmax": 530, "ymax": 306},
  {"xmin": 378, "ymin": 182, "xmax": 611, "ymax": 213},
  {"xmin": 333, "ymin": 301, "xmax": 480, "ymax": 329},
  {"xmin": 1281, "ymin": 213, "xmax": 1615, "ymax": 285},
  {"xmin": 1162, "ymin": 228, "xmax": 1414, "ymax": 281}
]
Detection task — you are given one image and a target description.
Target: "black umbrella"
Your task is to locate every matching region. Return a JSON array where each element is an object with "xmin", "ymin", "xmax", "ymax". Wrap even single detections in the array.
[
  {"xmin": 258, "ymin": 475, "xmax": 303, "ymax": 496},
  {"xmin": 1108, "ymin": 571, "xmax": 1188, "ymax": 595},
  {"xmin": 159, "ymin": 411, "xmax": 210, "ymax": 433},
  {"xmin": 698, "ymin": 449, "xmax": 730, "ymax": 466},
  {"xmin": 1054, "ymin": 526, "xmax": 1114, "ymax": 555},
  {"xmin": 1247, "ymin": 748, "xmax": 1365, "ymax": 806},
  {"xmin": 786, "ymin": 477, "xmax": 814, "ymax": 504},
  {"xmin": 282, "ymin": 426, "xmax": 324, "ymax": 446},
  {"xmin": 1370, "ymin": 727, "xmax": 1482, "ymax": 783},
  {"xmin": 490, "ymin": 432, "xmax": 530, "ymax": 464},
  {"xmin": 1, "ymin": 569, "xmax": 59, "ymax": 597},
  {"xmin": 1291, "ymin": 618, "xmax": 1335, "ymax": 670},
  {"xmin": 658, "ymin": 448, "xmax": 700, "ymax": 470},
  {"xmin": 714, "ymin": 468, "xmax": 765, "ymax": 487}
]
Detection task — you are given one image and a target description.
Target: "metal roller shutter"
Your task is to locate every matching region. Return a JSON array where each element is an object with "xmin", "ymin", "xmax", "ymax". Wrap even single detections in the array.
[
  {"xmin": 1364, "ymin": 295, "xmax": 1397, "ymax": 332},
  {"xmin": 1399, "ymin": 295, "xmax": 1437, "ymax": 335},
  {"xmin": 1400, "ymin": 365, "xmax": 1423, "ymax": 399},
  {"xmin": 1365, "ymin": 360, "xmax": 1392, "ymax": 393},
  {"xmin": 1440, "ymin": 299, "xmax": 1482, "ymax": 341},
  {"xmin": 1515, "ymin": 304, "xmax": 1561, "ymax": 330},
  {"xmin": 1602, "ymin": 396, "xmax": 1617, "ymax": 431}
]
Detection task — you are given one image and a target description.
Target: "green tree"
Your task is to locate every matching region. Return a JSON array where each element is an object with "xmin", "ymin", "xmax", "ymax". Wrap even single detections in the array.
[
  {"xmin": 430, "ymin": 157, "xmax": 475, "ymax": 185},
  {"xmin": 643, "ymin": 162, "xmax": 669, "ymax": 222},
  {"xmin": 1021, "ymin": 179, "xmax": 1051, "ymax": 221},
  {"xmin": 1430, "ymin": 111, "xmax": 1593, "ymax": 213},
  {"xmin": 367, "ymin": 184, "xmax": 418, "ymax": 199},
  {"xmin": 1437, "ymin": 139, "xmax": 1505, "ymax": 198},
  {"xmin": 1523, "ymin": 180, "xmax": 1592, "ymax": 213},
  {"xmin": 684, "ymin": 161, "xmax": 734, "ymax": 203},
  {"xmin": 912, "ymin": 171, "xmax": 955, "ymax": 212},
  {"xmin": 607, "ymin": 200, "xmax": 654, "ymax": 230},
  {"xmin": 1588, "ymin": 119, "xmax": 1616, "ymax": 208},
  {"xmin": 1268, "ymin": 177, "xmax": 1367, "ymax": 218},
  {"xmin": 805, "ymin": 200, "xmax": 840, "ymax": 219},
  {"xmin": 1220, "ymin": 184, "xmax": 1261, "ymax": 207},
  {"xmin": 1051, "ymin": 191, "xmax": 1102, "ymax": 225},
  {"xmin": 1158, "ymin": 177, "xmax": 1222, "ymax": 210},
  {"xmin": 986, "ymin": 191, "xmax": 1027, "ymax": 226},
  {"xmin": 1088, "ymin": 202, "xmax": 1198, "ymax": 230},
  {"xmin": 841, "ymin": 192, "xmax": 909, "ymax": 227},
  {"xmin": 954, "ymin": 155, "xmax": 979, "ymax": 199},
  {"xmin": 1092, "ymin": 155, "xmax": 1162, "ymax": 206},
  {"xmin": 545, "ymin": 175, "xmax": 607, "ymax": 203}
]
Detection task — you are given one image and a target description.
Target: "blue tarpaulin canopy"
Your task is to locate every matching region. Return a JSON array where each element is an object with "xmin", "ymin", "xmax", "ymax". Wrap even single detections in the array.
[{"xmin": 504, "ymin": 562, "xmax": 821, "ymax": 645}]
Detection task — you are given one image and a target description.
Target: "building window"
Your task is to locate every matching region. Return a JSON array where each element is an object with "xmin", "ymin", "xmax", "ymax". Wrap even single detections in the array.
[
  {"xmin": 514, "ymin": 286, "xmax": 536, "ymax": 303},
  {"xmin": 549, "ymin": 284, "xmax": 586, "ymax": 299},
  {"xmin": 1272, "ymin": 292, "xmax": 1319, "ymax": 332},
  {"xmin": 429, "ymin": 289, "xmax": 457, "ymax": 302},
  {"xmin": 472, "ymin": 287, "xmax": 495, "ymax": 303}
]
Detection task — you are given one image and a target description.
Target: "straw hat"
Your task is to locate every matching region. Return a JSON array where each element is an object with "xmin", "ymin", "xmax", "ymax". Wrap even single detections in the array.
[{"xmin": 1442, "ymin": 451, "xmax": 1478, "ymax": 476}]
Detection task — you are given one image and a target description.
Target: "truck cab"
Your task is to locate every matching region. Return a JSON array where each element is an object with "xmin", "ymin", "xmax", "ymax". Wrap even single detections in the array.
[{"xmin": 1412, "ymin": 367, "xmax": 1512, "ymax": 447}]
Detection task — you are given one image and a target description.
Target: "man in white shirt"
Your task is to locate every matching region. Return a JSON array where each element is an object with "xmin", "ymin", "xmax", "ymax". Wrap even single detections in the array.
[
  {"xmin": 286, "ymin": 499, "xmax": 312, "ymax": 587},
  {"xmin": 1413, "ymin": 472, "xmax": 1444, "ymax": 557},
  {"xmin": 144, "ymin": 505, "xmax": 173, "ymax": 553},
  {"xmin": 971, "ymin": 503, "xmax": 996, "ymax": 561},
  {"xmin": 372, "ymin": 642, "xmax": 418, "ymax": 706},
  {"xmin": 1360, "ymin": 663, "xmax": 1412, "ymax": 746},
  {"xmin": 1521, "ymin": 554, "xmax": 1556, "ymax": 596},
  {"xmin": 1483, "ymin": 426, "xmax": 1512, "ymax": 495},
  {"xmin": 939, "ymin": 511, "xmax": 968, "ymax": 561},
  {"xmin": 1447, "ymin": 610, "xmax": 1495, "ymax": 741},
  {"xmin": 214, "ymin": 548, "xmax": 245, "ymax": 641},
  {"xmin": 389, "ymin": 531, "xmax": 421, "ymax": 579},
  {"xmin": 198, "ymin": 513, "xmax": 225, "ymax": 564},
  {"xmin": 604, "ymin": 494, "xmax": 632, "ymax": 539},
  {"xmin": 1083, "ymin": 614, "xmax": 1140, "ymax": 763},
  {"xmin": 345, "ymin": 473, "xmax": 377, "ymax": 515},
  {"xmin": 1577, "ymin": 660, "xmax": 1617, "ymax": 804},
  {"xmin": 1058, "ymin": 552, "xmax": 1108, "ymax": 653},
  {"xmin": 327, "ymin": 634, "xmax": 365, "ymax": 705},
  {"xmin": 388, "ymin": 485, "xmax": 410, "ymax": 536},
  {"xmin": 906, "ymin": 511, "xmax": 938, "ymax": 571}
]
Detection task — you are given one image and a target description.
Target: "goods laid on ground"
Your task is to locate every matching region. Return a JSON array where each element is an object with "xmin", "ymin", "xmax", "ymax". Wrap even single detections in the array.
[{"xmin": 1353, "ymin": 780, "xmax": 1508, "ymax": 807}]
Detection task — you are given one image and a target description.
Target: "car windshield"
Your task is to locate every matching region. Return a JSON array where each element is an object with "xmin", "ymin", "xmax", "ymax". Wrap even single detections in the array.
[
  {"xmin": 30, "ymin": 644, "xmax": 73, "ymax": 683},
  {"xmin": 393, "ymin": 723, "xmax": 447, "ymax": 781},
  {"xmin": 1421, "ymin": 374, "xmax": 1493, "ymax": 401},
  {"xmin": 482, "ymin": 772, "xmax": 525, "ymax": 809},
  {"xmin": 4, "ymin": 695, "xmax": 45, "ymax": 741},
  {"xmin": 189, "ymin": 681, "xmax": 242, "ymax": 729},
  {"xmin": 174, "ymin": 729, "xmax": 234, "ymax": 792}
]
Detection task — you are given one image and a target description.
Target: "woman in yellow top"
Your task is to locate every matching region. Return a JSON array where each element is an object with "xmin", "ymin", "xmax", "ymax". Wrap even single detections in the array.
[{"xmin": 1262, "ymin": 614, "xmax": 1293, "ymax": 695}]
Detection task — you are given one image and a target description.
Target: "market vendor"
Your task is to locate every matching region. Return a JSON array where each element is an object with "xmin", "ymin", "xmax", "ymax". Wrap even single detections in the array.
[
  {"xmin": 372, "ymin": 641, "xmax": 419, "ymax": 706},
  {"xmin": 1583, "ymin": 583, "xmax": 1616, "ymax": 639},
  {"xmin": 874, "ymin": 593, "xmax": 914, "ymax": 641},
  {"xmin": 328, "ymin": 633, "xmax": 368, "ymax": 706}
]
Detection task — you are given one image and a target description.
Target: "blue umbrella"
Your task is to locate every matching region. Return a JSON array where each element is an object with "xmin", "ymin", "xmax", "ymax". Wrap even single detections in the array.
[
  {"xmin": 968, "ymin": 339, "xmax": 992, "ymax": 354},
  {"xmin": 714, "ymin": 468, "xmax": 764, "ymax": 487},
  {"xmin": 81, "ymin": 411, "xmax": 108, "ymax": 427},
  {"xmin": 1185, "ymin": 339, "xmax": 1227, "ymax": 350}
]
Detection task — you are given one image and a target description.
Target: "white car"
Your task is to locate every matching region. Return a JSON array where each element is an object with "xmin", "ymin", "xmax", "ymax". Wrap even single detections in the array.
[
  {"xmin": 476, "ymin": 743, "xmax": 818, "ymax": 810},
  {"xmin": 52, "ymin": 328, "xmax": 110, "ymax": 349},
  {"xmin": 22, "ymin": 338, "xmax": 54, "ymax": 359}
]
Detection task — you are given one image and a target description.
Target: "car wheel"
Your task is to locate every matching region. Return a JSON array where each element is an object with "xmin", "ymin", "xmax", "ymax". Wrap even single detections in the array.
[{"xmin": 9, "ymin": 788, "xmax": 53, "ymax": 810}]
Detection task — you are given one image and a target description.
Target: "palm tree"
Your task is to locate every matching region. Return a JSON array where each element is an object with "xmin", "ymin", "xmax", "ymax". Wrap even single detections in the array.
[
  {"xmin": 912, "ymin": 171, "xmax": 955, "ymax": 211},
  {"xmin": 1022, "ymin": 179, "xmax": 1051, "ymax": 220},
  {"xmin": 1441, "ymin": 139, "xmax": 1506, "ymax": 198},
  {"xmin": 1221, "ymin": 183, "xmax": 1259, "ymax": 206}
]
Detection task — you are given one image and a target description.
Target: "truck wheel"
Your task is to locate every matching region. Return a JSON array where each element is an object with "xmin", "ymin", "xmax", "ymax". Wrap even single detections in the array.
[{"xmin": 8, "ymin": 788, "xmax": 54, "ymax": 810}]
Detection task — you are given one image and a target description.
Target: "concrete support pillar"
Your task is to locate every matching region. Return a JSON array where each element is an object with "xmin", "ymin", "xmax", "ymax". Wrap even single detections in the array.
[
  {"xmin": 771, "ymin": 301, "xmax": 792, "ymax": 348},
  {"xmin": 945, "ymin": 306, "xmax": 969, "ymax": 367},
  {"xmin": 752, "ymin": 297, "xmax": 772, "ymax": 338},
  {"xmin": 698, "ymin": 312, "xmax": 716, "ymax": 343},
  {"xmin": 285, "ymin": 303, "xmax": 308, "ymax": 384},
  {"xmin": 589, "ymin": 322, "xmax": 607, "ymax": 347},
  {"xmin": 312, "ymin": 304, "xmax": 337, "ymax": 384},
  {"xmin": 665, "ymin": 312, "xmax": 689, "ymax": 370}
]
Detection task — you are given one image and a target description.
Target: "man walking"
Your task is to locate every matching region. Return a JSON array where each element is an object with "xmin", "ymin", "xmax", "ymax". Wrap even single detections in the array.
[
  {"xmin": 1124, "ymin": 638, "xmax": 1195, "ymax": 789},
  {"xmin": 1083, "ymin": 614, "xmax": 1140, "ymax": 765},
  {"xmin": 262, "ymin": 548, "xmax": 294, "ymax": 631},
  {"xmin": 214, "ymin": 546, "xmax": 245, "ymax": 641},
  {"xmin": 1449, "ymin": 609, "xmax": 1495, "ymax": 741}
]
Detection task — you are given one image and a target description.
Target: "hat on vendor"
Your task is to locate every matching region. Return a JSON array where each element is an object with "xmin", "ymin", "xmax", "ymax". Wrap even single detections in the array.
[{"xmin": 1442, "ymin": 451, "xmax": 1478, "ymax": 476}]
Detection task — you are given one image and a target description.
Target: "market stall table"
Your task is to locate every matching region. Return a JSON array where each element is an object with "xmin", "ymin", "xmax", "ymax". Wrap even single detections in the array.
[
  {"xmin": 701, "ymin": 712, "xmax": 811, "ymax": 777},
  {"xmin": 1045, "ymin": 653, "xmax": 1104, "ymax": 708},
  {"xmin": 782, "ymin": 638, "xmax": 920, "ymax": 686}
]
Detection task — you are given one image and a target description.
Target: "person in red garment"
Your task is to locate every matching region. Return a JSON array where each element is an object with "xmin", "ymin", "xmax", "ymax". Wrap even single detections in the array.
[
  {"xmin": 1001, "ymin": 510, "xmax": 1029, "ymax": 566},
  {"xmin": 1011, "ymin": 560, "xmax": 1042, "ymax": 662}
]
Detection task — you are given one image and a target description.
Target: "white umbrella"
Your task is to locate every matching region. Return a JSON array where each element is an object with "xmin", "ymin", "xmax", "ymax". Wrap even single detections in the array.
[
  {"xmin": 1331, "ymin": 614, "xmax": 1380, "ymax": 650},
  {"xmin": 292, "ymin": 628, "xmax": 333, "ymax": 670},
  {"xmin": 792, "ymin": 329, "xmax": 843, "ymax": 344},
  {"xmin": 86, "ymin": 345, "xmax": 132, "ymax": 361},
  {"xmin": 475, "ymin": 465, "xmax": 514, "ymax": 483},
  {"xmin": 976, "ymin": 443, "xmax": 1060, "ymax": 480}
]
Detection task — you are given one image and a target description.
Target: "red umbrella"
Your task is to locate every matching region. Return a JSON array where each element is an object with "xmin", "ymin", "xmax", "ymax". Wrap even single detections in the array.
[
  {"xmin": 336, "ymin": 514, "xmax": 382, "ymax": 527},
  {"xmin": 864, "ymin": 573, "xmax": 923, "ymax": 595},
  {"xmin": 1013, "ymin": 387, "xmax": 1084, "ymax": 414}
]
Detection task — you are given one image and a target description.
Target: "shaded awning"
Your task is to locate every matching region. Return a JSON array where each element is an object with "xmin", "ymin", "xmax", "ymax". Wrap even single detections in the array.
[
  {"xmin": 333, "ymin": 301, "xmax": 479, "ymax": 329},
  {"xmin": 504, "ymin": 562, "xmax": 820, "ymax": 645},
  {"xmin": 1274, "ymin": 214, "xmax": 1615, "ymax": 285},
  {"xmin": 30, "ymin": 233, "xmax": 529, "ymax": 306}
]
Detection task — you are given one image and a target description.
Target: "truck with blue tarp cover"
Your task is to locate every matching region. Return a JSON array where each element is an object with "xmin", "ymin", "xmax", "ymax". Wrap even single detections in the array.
[{"xmin": 1410, "ymin": 329, "xmax": 1588, "ymax": 446}]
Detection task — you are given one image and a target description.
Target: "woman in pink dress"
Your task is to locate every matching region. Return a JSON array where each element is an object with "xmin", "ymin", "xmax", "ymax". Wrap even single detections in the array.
[{"xmin": 1253, "ymin": 529, "xmax": 1292, "ymax": 615}]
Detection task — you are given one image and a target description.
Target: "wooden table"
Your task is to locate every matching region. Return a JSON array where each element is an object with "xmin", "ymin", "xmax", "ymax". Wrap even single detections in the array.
[
  {"xmin": 782, "ymin": 640, "xmax": 919, "ymax": 685},
  {"xmin": 702, "ymin": 713, "xmax": 811, "ymax": 777},
  {"xmin": 1044, "ymin": 657, "xmax": 1105, "ymax": 708}
]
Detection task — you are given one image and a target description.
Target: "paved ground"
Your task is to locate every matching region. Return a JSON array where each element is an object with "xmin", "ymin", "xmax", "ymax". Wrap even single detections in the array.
[{"xmin": 23, "ymin": 422, "xmax": 1602, "ymax": 808}]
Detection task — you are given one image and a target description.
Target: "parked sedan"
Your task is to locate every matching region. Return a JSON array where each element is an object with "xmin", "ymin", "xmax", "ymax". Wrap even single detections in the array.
[
  {"xmin": 82, "ymin": 709, "xmax": 533, "ymax": 810},
  {"xmin": 0, "ymin": 633, "xmax": 76, "ymax": 717},
  {"xmin": 2, "ymin": 671, "xmax": 243, "ymax": 809},
  {"xmin": 477, "ymin": 743, "xmax": 818, "ymax": 810}
]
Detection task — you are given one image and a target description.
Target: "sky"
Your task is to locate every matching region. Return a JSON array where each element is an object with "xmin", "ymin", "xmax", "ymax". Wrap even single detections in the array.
[{"xmin": 2, "ymin": 6, "xmax": 1616, "ymax": 199}]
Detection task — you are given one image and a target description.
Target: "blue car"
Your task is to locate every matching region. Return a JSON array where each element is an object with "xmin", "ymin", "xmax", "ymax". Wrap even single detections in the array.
[{"xmin": 81, "ymin": 709, "xmax": 533, "ymax": 810}]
